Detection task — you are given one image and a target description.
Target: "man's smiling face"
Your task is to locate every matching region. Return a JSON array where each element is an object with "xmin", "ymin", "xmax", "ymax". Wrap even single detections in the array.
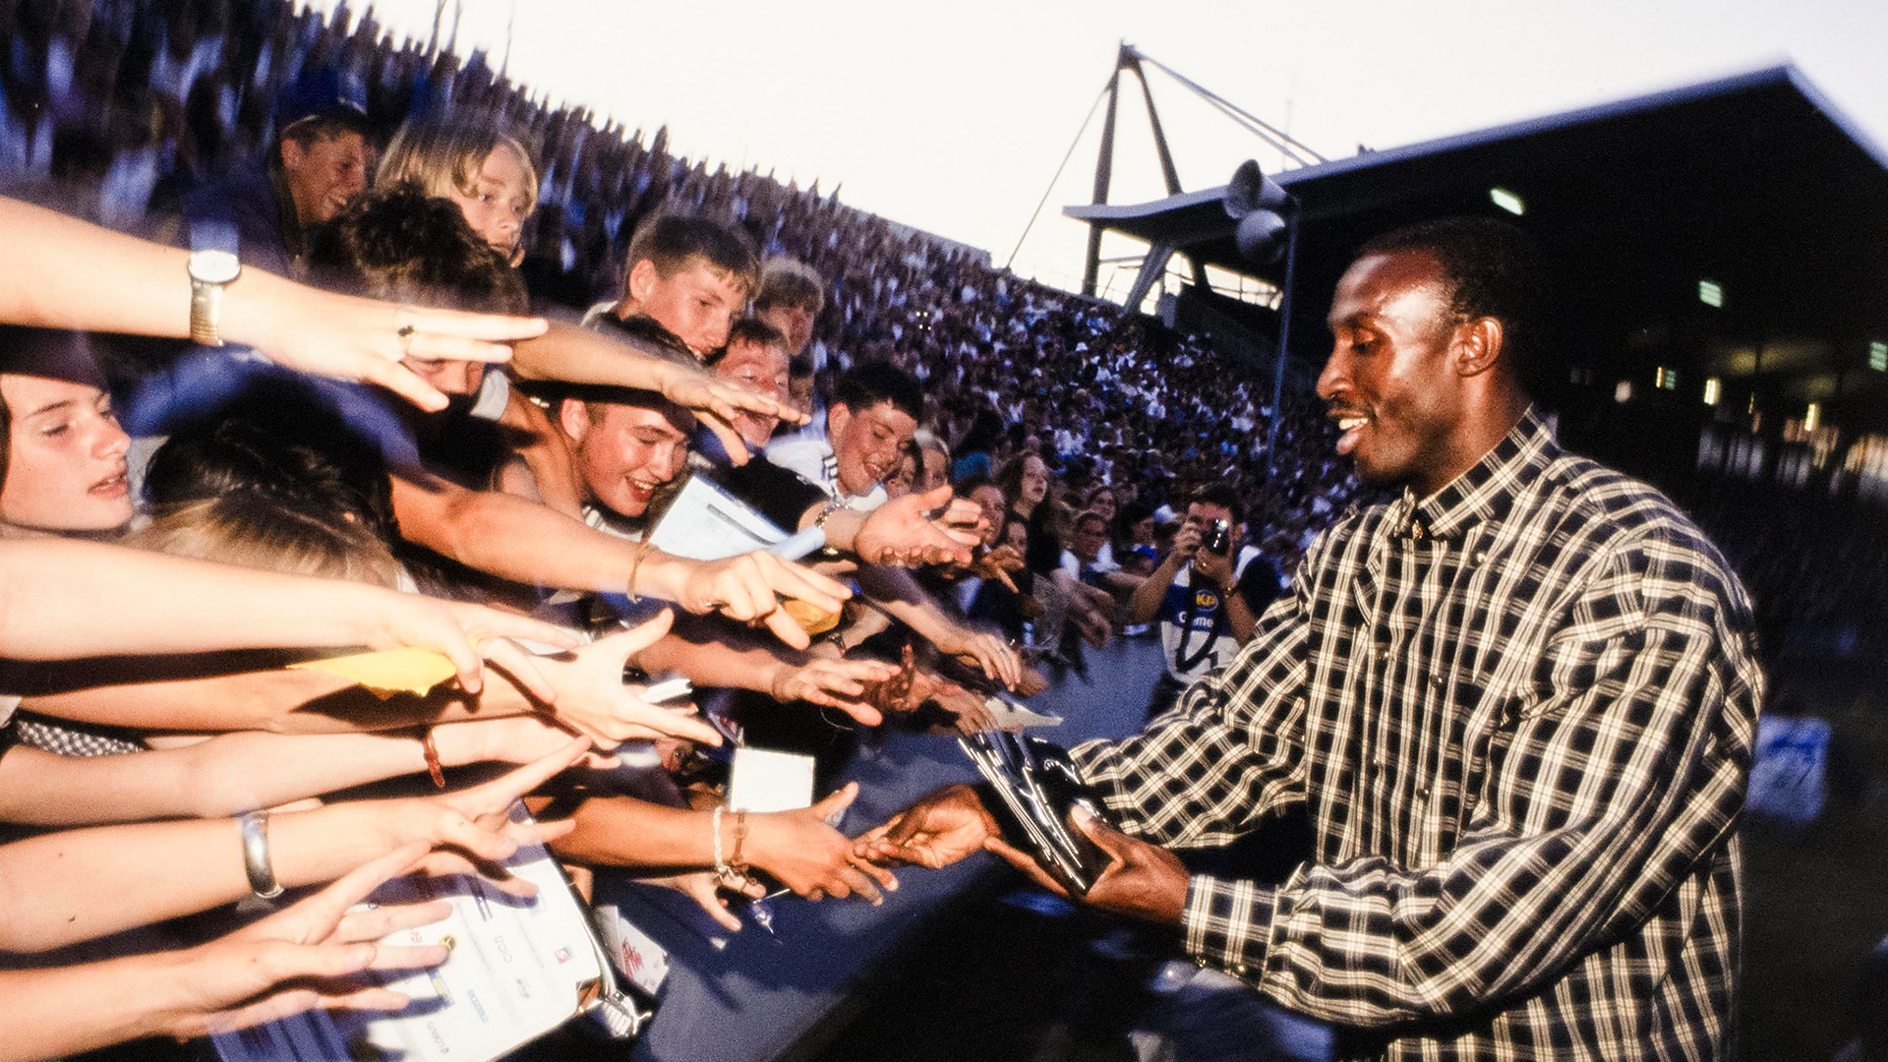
[{"xmin": 1317, "ymin": 249, "xmax": 1474, "ymax": 497}]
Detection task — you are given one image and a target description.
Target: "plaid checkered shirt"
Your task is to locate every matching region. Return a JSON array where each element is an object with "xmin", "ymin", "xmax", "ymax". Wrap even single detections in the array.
[{"xmin": 1072, "ymin": 408, "xmax": 1761, "ymax": 1060}]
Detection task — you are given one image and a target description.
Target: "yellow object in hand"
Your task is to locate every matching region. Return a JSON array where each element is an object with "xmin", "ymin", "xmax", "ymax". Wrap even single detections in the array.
[{"xmin": 290, "ymin": 647, "xmax": 459, "ymax": 697}]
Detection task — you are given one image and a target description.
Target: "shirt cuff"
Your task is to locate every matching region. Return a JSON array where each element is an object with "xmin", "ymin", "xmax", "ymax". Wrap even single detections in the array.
[{"xmin": 1183, "ymin": 874, "xmax": 1277, "ymax": 980}]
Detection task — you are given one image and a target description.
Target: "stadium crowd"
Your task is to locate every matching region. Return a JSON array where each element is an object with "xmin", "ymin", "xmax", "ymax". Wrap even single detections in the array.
[{"xmin": 0, "ymin": 1, "xmax": 1882, "ymax": 1059}]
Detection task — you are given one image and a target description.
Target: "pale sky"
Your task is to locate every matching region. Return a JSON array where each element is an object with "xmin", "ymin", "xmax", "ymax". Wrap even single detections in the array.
[{"xmin": 309, "ymin": 0, "xmax": 1888, "ymax": 296}]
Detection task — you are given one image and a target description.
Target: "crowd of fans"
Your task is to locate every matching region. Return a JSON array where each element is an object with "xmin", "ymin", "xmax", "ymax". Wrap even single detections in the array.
[{"xmin": 3, "ymin": 1, "xmax": 1885, "ymax": 1059}]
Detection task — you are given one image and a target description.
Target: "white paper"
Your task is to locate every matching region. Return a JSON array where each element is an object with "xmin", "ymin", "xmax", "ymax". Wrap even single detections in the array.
[
  {"xmin": 726, "ymin": 747, "xmax": 816, "ymax": 813},
  {"xmin": 646, "ymin": 475, "xmax": 793, "ymax": 561},
  {"xmin": 985, "ymin": 696, "xmax": 1064, "ymax": 729}
]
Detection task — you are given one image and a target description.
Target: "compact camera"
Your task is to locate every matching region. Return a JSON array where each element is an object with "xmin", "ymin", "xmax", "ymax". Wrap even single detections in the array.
[{"xmin": 1203, "ymin": 518, "xmax": 1232, "ymax": 555}]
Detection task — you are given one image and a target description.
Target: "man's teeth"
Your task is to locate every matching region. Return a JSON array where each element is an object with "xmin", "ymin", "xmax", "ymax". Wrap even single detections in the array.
[{"xmin": 1338, "ymin": 416, "xmax": 1368, "ymax": 431}]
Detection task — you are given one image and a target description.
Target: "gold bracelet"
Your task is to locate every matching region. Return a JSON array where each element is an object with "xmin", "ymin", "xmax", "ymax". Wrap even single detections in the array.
[{"xmin": 625, "ymin": 542, "xmax": 652, "ymax": 603}]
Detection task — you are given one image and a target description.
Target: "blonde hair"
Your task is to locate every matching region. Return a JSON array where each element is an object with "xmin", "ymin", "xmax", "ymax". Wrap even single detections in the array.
[
  {"xmin": 131, "ymin": 496, "xmax": 403, "ymax": 589},
  {"xmin": 377, "ymin": 118, "xmax": 539, "ymax": 218}
]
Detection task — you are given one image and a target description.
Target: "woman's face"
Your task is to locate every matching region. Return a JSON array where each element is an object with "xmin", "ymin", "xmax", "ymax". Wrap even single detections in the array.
[
  {"xmin": 447, "ymin": 144, "xmax": 533, "ymax": 264},
  {"xmin": 1089, "ymin": 490, "xmax": 1117, "ymax": 522},
  {"xmin": 969, "ymin": 483, "xmax": 1006, "ymax": 547},
  {"xmin": 884, "ymin": 451, "xmax": 919, "ymax": 499},
  {"xmin": 1018, "ymin": 456, "xmax": 1049, "ymax": 507},
  {"xmin": 1, "ymin": 375, "xmax": 133, "ymax": 532}
]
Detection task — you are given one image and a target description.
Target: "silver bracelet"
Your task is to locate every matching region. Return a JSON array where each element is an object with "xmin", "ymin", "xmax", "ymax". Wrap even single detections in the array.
[{"xmin": 239, "ymin": 810, "xmax": 285, "ymax": 899}]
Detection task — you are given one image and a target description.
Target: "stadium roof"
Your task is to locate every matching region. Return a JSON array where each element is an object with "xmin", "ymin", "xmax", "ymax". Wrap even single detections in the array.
[{"xmin": 1066, "ymin": 64, "xmax": 1888, "ymax": 440}]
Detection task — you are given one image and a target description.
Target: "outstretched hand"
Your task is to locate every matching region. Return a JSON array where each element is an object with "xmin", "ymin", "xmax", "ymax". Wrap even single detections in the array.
[
  {"xmin": 535, "ymin": 611, "xmax": 724, "ymax": 746},
  {"xmin": 250, "ymin": 286, "xmax": 548, "ymax": 412},
  {"xmin": 170, "ymin": 843, "xmax": 451, "ymax": 1039},
  {"xmin": 854, "ymin": 486, "xmax": 985, "ymax": 567},
  {"xmin": 853, "ymin": 783, "xmax": 1000, "ymax": 871}
]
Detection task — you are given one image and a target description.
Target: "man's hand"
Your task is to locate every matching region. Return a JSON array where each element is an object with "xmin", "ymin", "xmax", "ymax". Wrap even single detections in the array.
[
  {"xmin": 166, "ymin": 842, "xmax": 451, "ymax": 1039},
  {"xmin": 1192, "ymin": 539, "xmax": 1237, "ymax": 590},
  {"xmin": 1170, "ymin": 522, "xmax": 1203, "ymax": 562},
  {"xmin": 655, "ymin": 363, "xmax": 808, "ymax": 466},
  {"xmin": 853, "ymin": 486, "xmax": 984, "ymax": 567},
  {"xmin": 854, "ymin": 783, "xmax": 1001, "ymax": 871},
  {"xmin": 934, "ymin": 626, "xmax": 1023, "ymax": 690},
  {"xmin": 966, "ymin": 543, "xmax": 1025, "ymax": 592},
  {"xmin": 535, "ymin": 612, "xmax": 724, "ymax": 746},
  {"xmin": 751, "ymin": 784, "xmax": 899, "ymax": 904},
  {"xmin": 985, "ymin": 807, "xmax": 1189, "ymax": 926},
  {"xmin": 366, "ymin": 595, "xmax": 581, "ymax": 698},
  {"xmin": 246, "ymin": 287, "xmax": 548, "ymax": 413},
  {"xmin": 768, "ymin": 657, "xmax": 900, "ymax": 725},
  {"xmin": 648, "ymin": 551, "xmax": 851, "ymax": 651}
]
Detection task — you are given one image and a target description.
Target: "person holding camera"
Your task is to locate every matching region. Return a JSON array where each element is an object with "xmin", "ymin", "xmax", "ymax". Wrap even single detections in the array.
[{"xmin": 1125, "ymin": 483, "xmax": 1279, "ymax": 718}]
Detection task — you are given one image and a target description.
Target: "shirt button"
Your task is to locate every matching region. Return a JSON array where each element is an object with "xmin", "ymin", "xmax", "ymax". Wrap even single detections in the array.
[
  {"xmin": 1195, "ymin": 957, "xmax": 1209, "ymax": 969},
  {"xmin": 1230, "ymin": 963, "xmax": 1248, "ymax": 976}
]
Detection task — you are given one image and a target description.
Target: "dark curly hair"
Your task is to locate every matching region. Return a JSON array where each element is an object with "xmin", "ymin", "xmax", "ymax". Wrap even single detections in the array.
[
  {"xmin": 1357, "ymin": 216, "xmax": 1552, "ymax": 391},
  {"xmin": 309, "ymin": 185, "xmax": 527, "ymax": 313}
]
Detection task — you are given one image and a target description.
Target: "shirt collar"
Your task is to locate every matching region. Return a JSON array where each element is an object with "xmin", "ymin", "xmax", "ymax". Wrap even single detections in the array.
[{"xmin": 1397, "ymin": 406, "xmax": 1555, "ymax": 541}]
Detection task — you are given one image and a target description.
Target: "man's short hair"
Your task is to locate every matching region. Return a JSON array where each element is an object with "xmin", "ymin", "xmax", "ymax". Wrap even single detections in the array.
[
  {"xmin": 1190, "ymin": 482, "xmax": 1241, "ymax": 514},
  {"xmin": 754, "ymin": 257, "xmax": 825, "ymax": 314},
  {"xmin": 281, "ymin": 113, "xmax": 372, "ymax": 149},
  {"xmin": 624, "ymin": 214, "xmax": 759, "ymax": 298},
  {"xmin": 1357, "ymin": 216, "xmax": 1551, "ymax": 384},
  {"xmin": 310, "ymin": 187, "xmax": 527, "ymax": 313},
  {"xmin": 835, "ymin": 361, "xmax": 923, "ymax": 422},
  {"xmin": 726, "ymin": 316, "xmax": 788, "ymax": 351},
  {"xmin": 557, "ymin": 387, "xmax": 694, "ymax": 435}
]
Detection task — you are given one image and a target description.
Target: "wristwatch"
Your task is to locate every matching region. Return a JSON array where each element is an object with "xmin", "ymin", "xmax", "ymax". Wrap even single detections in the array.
[{"xmin": 187, "ymin": 246, "xmax": 241, "ymax": 346}]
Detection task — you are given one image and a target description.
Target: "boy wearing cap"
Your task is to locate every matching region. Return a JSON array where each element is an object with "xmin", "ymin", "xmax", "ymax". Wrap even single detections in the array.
[{"xmin": 182, "ymin": 67, "xmax": 374, "ymax": 280}]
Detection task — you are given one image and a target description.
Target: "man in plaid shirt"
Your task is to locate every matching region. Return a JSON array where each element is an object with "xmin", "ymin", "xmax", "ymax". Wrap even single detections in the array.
[{"xmin": 863, "ymin": 217, "xmax": 1761, "ymax": 1059}]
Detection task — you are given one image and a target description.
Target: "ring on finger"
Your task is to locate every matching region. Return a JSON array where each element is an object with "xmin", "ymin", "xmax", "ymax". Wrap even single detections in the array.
[{"xmin": 397, "ymin": 323, "xmax": 417, "ymax": 357}]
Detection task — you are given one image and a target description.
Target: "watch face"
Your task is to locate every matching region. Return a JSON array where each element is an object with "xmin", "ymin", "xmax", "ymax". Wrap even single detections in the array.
[{"xmin": 188, "ymin": 249, "xmax": 241, "ymax": 284}]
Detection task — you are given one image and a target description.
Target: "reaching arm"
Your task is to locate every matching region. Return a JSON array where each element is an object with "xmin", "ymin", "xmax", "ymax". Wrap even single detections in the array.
[
  {"xmin": 0, "ymin": 846, "xmax": 449, "ymax": 1061},
  {"xmin": 388, "ymin": 471, "xmax": 849, "ymax": 649},
  {"xmin": 0, "ymin": 716, "xmax": 589, "ymax": 826},
  {"xmin": 0, "ymin": 195, "xmax": 546, "ymax": 411},
  {"xmin": 0, "ymin": 538, "xmax": 573, "ymax": 691},
  {"xmin": 0, "ymin": 741, "xmax": 585, "ymax": 952},
  {"xmin": 509, "ymin": 320, "xmax": 803, "ymax": 463}
]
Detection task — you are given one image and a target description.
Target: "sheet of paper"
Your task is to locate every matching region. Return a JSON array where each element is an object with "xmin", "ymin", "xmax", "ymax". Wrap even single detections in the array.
[
  {"xmin": 985, "ymin": 696, "xmax": 1064, "ymax": 729},
  {"xmin": 646, "ymin": 475, "xmax": 794, "ymax": 561},
  {"xmin": 213, "ymin": 803, "xmax": 611, "ymax": 1062},
  {"xmin": 727, "ymin": 747, "xmax": 816, "ymax": 813}
]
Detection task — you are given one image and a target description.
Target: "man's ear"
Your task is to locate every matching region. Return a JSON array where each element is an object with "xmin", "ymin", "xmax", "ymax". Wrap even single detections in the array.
[
  {"xmin": 625, "ymin": 259, "xmax": 659, "ymax": 306},
  {"xmin": 1453, "ymin": 317, "xmax": 1505, "ymax": 378},
  {"xmin": 278, "ymin": 138, "xmax": 305, "ymax": 173},
  {"xmin": 556, "ymin": 397, "xmax": 591, "ymax": 444},
  {"xmin": 827, "ymin": 401, "xmax": 852, "ymax": 439}
]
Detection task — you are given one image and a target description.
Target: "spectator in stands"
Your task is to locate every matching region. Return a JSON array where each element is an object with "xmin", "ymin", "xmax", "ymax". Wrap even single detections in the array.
[
  {"xmin": 377, "ymin": 116, "xmax": 537, "ymax": 266},
  {"xmin": 183, "ymin": 66, "xmax": 374, "ymax": 280},
  {"xmin": 1125, "ymin": 482, "xmax": 1279, "ymax": 719},
  {"xmin": 754, "ymin": 256, "xmax": 824, "ymax": 362},
  {"xmin": 587, "ymin": 213, "xmax": 758, "ymax": 359},
  {"xmin": 768, "ymin": 360, "xmax": 922, "ymax": 512}
]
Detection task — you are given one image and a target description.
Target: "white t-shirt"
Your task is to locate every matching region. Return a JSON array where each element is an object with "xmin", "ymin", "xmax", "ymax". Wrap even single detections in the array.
[{"xmin": 765, "ymin": 437, "xmax": 887, "ymax": 512}]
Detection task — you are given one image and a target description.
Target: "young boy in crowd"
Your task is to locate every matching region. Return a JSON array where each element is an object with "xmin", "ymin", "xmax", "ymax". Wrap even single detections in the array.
[{"xmin": 585, "ymin": 214, "xmax": 759, "ymax": 360}]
